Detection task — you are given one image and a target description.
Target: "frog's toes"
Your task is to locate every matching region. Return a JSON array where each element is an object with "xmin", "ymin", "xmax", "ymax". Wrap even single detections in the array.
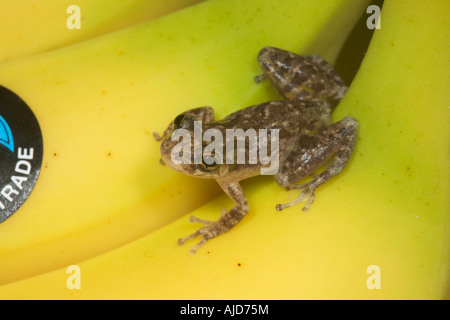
[
  {"xmin": 178, "ymin": 229, "xmax": 209, "ymax": 255},
  {"xmin": 179, "ymin": 216, "xmax": 224, "ymax": 254},
  {"xmin": 188, "ymin": 237, "xmax": 209, "ymax": 255},
  {"xmin": 276, "ymin": 184, "xmax": 316, "ymax": 213},
  {"xmin": 189, "ymin": 215, "xmax": 214, "ymax": 226},
  {"xmin": 178, "ymin": 229, "xmax": 201, "ymax": 247},
  {"xmin": 178, "ymin": 227, "xmax": 217, "ymax": 255}
]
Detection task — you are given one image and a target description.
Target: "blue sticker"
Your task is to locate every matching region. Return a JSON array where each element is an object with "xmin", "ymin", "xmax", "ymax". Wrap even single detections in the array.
[
  {"xmin": 0, "ymin": 115, "xmax": 14, "ymax": 153},
  {"xmin": 0, "ymin": 86, "xmax": 43, "ymax": 223}
]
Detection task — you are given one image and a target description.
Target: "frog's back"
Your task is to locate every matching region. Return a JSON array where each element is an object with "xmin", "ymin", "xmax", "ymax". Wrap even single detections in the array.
[{"xmin": 215, "ymin": 100, "xmax": 330, "ymax": 138}]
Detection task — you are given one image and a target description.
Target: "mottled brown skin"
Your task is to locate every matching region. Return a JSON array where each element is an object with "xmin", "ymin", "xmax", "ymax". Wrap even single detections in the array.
[{"xmin": 154, "ymin": 47, "xmax": 358, "ymax": 254}]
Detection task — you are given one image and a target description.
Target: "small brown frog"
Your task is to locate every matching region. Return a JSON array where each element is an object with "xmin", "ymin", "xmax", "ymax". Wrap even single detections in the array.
[{"xmin": 154, "ymin": 47, "xmax": 358, "ymax": 254}]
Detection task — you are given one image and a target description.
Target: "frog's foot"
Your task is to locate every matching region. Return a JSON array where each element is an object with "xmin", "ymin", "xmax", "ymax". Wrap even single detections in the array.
[
  {"xmin": 276, "ymin": 180, "xmax": 317, "ymax": 213},
  {"xmin": 178, "ymin": 215, "xmax": 225, "ymax": 255}
]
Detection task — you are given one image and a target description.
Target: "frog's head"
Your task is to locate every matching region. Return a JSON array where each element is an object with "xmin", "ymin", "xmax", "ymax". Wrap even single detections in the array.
[{"xmin": 159, "ymin": 113, "xmax": 228, "ymax": 179}]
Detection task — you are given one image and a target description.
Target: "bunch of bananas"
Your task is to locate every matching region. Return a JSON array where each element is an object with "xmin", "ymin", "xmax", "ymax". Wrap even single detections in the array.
[{"xmin": 0, "ymin": 0, "xmax": 448, "ymax": 299}]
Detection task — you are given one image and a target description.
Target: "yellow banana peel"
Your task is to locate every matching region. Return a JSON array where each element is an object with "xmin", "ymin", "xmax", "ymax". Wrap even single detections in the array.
[
  {"xmin": 0, "ymin": 0, "xmax": 448, "ymax": 299},
  {"xmin": 0, "ymin": 0, "xmax": 205, "ymax": 62},
  {"xmin": 0, "ymin": 0, "xmax": 369, "ymax": 289}
]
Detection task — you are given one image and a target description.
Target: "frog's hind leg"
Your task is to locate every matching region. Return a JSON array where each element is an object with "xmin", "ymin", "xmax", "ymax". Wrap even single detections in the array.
[
  {"xmin": 303, "ymin": 55, "xmax": 348, "ymax": 101},
  {"xmin": 274, "ymin": 116, "xmax": 358, "ymax": 212},
  {"xmin": 256, "ymin": 47, "xmax": 348, "ymax": 102}
]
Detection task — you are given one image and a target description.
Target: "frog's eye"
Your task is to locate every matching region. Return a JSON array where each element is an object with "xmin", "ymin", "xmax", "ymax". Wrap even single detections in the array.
[
  {"xmin": 198, "ymin": 151, "xmax": 222, "ymax": 172},
  {"xmin": 173, "ymin": 113, "xmax": 196, "ymax": 131},
  {"xmin": 173, "ymin": 113, "xmax": 186, "ymax": 129}
]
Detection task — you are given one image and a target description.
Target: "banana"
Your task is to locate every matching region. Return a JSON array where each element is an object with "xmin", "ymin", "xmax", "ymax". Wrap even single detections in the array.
[
  {"xmin": 2, "ymin": 0, "xmax": 445, "ymax": 300},
  {"xmin": 0, "ymin": 0, "xmax": 205, "ymax": 62},
  {"xmin": 0, "ymin": 0, "xmax": 370, "ymax": 288},
  {"xmin": 25, "ymin": 0, "xmax": 450, "ymax": 299}
]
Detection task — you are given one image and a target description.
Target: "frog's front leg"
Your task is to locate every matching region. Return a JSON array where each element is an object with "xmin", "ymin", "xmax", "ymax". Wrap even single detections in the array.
[
  {"xmin": 178, "ymin": 179, "xmax": 249, "ymax": 254},
  {"xmin": 275, "ymin": 116, "xmax": 358, "ymax": 212}
]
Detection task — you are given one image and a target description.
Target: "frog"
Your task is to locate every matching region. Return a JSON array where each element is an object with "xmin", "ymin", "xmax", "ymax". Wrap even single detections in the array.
[{"xmin": 154, "ymin": 47, "xmax": 358, "ymax": 254}]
